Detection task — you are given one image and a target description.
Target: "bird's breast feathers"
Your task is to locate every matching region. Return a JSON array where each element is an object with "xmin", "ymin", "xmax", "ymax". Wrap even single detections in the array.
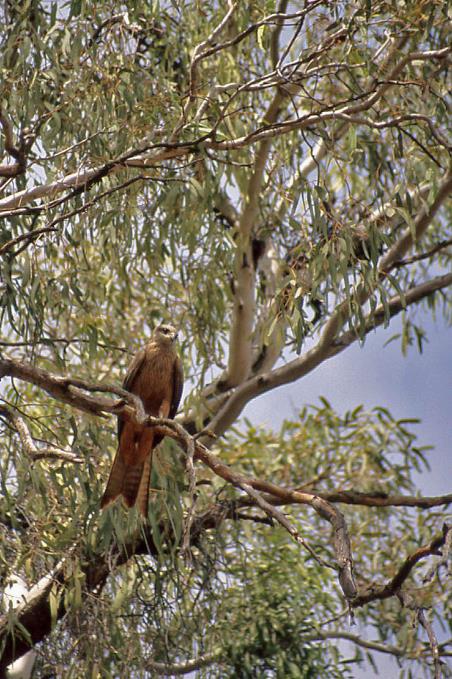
[{"xmin": 130, "ymin": 344, "xmax": 177, "ymax": 414}]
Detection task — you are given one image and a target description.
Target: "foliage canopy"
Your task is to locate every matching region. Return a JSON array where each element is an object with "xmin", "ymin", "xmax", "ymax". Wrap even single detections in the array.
[{"xmin": 0, "ymin": 1, "xmax": 451, "ymax": 677}]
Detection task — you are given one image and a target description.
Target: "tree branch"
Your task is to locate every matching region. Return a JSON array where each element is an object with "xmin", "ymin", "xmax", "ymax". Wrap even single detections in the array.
[
  {"xmin": 0, "ymin": 110, "xmax": 27, "ymax": 179},
  {"xmin": 0, "ymin": 353, "xmax": 358, "ymax": 602},
  {"xmin": 146, "ymin": 651, "xmax": 221, "ymax": 676},
  {"xmin": 2, "ymin": 39, "xmax": 444, "ymax": 216},
  {"xmin": 144, "ymin": 629, "xmax": 452, "ymax": 675},
  {"xmin": 392, "ymin": 239, "xmax": 452, "ymax": 268},
  {"xmin": 244, "ymin": 36, "xmax": 415, "ymax": 381},
  {"xmin": 237, "ymin": 489, "xmax": 452, "ymax": 510},
  {"xmin": 0, "ymin": 174, "xmax": 153, "ymax": 257},
  {"xmin": 304, "ymin": 630, "xmax": 451, "ymax": 661},
  {"xmin": 352, "ymin": 524, "xmax": 451, "ymax": 608},
  {"xmin": 0, "ymin": 506, "xmax": 229, "ymax": 673},
  {"xmin": 335, "ymin": 272, "xmax": 452, "ymax": 349},
  {"xmin": 0, "ymin": 354, "xmax": 138, "ymax": 417},
  {"xmin": 0, "ymin": 145, "xmax": 189, "ymax": 213},
  {"xmin": 270, "ymin": 0, "xmax": 289, "ymax": 70},
  {"xmin": 0, "ymin": 354, "xmax": 448, "ymax": 667},
  {"xmin": 379, "ymin": 169, "xmax": 452, "ymax": 274},
  {"xmin": 0, "ymin": 404, "xmax": 82, "ymax": 463},
  {"xmin": 203, "ymin": 169, "xmax": 452, "ymax": 436}
]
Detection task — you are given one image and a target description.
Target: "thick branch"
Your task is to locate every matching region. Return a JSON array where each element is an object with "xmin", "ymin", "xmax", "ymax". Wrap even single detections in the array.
[
  {"xmin": 225, "ymin": 89, "xmax": 285, "ymax": 387},
  {"xmin": 203, "ymin": 171, "xmax": 452, "ymax": 436},
  {"xmin": 0, "ymin": 354, "xmax": 131, "ymax": 416},
  {"xmin": 237, "ymin": 489, "xmax": 452, "ymax": 510},
  {"xmin": 271, "ymin": 0, "xmax": 289, "ymax": 70}
]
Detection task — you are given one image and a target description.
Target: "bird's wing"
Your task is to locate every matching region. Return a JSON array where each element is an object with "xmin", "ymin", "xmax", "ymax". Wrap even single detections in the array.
[
  {"xmin": 123, "ymin": 348, "xmax": 147, "ymax": 391},
  {"xmin": 118, "ymin": 348, "xmax": 147, "ymax": 439},
  {"xmin": 169, "ymin": 356, "xmax": 184, "ymax": 419}
]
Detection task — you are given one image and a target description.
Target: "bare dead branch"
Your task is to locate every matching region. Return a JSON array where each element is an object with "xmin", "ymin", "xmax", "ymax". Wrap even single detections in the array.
[{"xmin": 239, "ymin": 481, "xmax": 335, "ymax": 570}]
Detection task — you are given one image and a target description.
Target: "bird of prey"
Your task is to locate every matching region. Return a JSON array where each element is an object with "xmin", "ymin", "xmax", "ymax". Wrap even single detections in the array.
[{"xmin": 101, "ymin": 324, "xmax": 183, "ymax": 516}]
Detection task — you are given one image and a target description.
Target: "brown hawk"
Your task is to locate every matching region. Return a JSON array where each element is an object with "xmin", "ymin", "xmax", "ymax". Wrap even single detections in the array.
[{"xmin": 101, "ymin": 324, "xmax": 183, "ymax": 516}]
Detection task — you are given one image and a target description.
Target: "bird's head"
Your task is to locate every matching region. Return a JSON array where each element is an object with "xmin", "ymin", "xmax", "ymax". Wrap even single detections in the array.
[{"xmin": 154, "ymin": 323, "xmax": 178, "ymax": 345}]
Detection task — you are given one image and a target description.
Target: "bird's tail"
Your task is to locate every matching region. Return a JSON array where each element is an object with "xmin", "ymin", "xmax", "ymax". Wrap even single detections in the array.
[
  {"xmin": 100, "ymin": 446, "xmax": 153, "ymax": 517},
  {"xmin": 135, "ymin": 453, "xmax": 152, "ymax": 517},
  {"xmin": 100, "ymin": 448, "xmax": 129, "ymax": 510}
]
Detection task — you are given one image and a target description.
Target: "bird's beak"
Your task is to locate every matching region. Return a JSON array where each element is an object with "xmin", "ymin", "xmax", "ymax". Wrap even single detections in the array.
[{"xmin": 172, "ymin": 332, "xmax": 179, "ymax": 343}]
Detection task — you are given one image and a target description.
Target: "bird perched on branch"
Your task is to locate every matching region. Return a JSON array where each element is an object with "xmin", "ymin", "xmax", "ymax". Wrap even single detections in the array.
[{"xmin": 101, "ymin": 324, "xmax": 183, "ymax": 517}]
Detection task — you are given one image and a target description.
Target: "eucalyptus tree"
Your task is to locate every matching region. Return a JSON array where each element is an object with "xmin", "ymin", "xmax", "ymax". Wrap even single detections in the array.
[{"xmin": 0, "ymin": 1, "xmax": 451, "ymax": 677}]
